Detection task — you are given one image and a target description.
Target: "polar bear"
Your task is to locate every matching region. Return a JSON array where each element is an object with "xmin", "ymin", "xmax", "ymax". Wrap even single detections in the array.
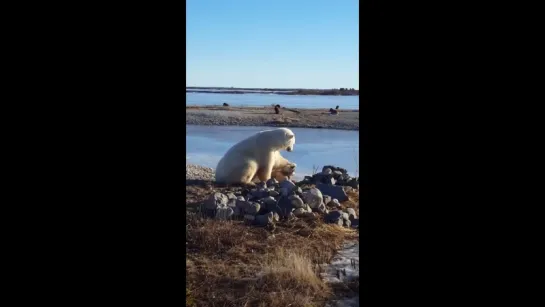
[{"xmin": 215, "ymin": 128, "xmax": 297, "ymax": 184}]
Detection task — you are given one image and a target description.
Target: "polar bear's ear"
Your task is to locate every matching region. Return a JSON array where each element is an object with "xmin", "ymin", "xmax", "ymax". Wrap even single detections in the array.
[{"xmin": 286, "ymin": 134, "xmax": 294, "ymax": 139}]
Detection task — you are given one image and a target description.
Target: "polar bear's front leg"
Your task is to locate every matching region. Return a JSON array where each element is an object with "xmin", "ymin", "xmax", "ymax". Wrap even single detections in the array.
[{"xmin": 256, "ymin": 155, "xmax": 275, "ymax": 182}]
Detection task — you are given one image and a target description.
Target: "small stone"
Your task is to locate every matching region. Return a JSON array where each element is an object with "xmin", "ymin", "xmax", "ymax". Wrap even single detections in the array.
[
  {"xmin": 317, "ymin": 203, "xmax": 327, "ymax": 213},
  {"xmin": 350, "ymin": 218, "xmax": 360, "ymax": 228},
  {"xmin": 302, "ymin": 188, "xmax": 323, "ymax": 208},
  {"xmin": 346, "ymin": 208, "xmax": 357, "ymax": 219},
  {"xmin": 269, "ymin": 190, "xmax": 280, "ymax": 197},
  {"xmin": 333, "ymin": 170, "xmax": 343, "ymax": 178},
  {"xmin": 245, "ymin": 202, "xmax": 261, "ymax": 215},
  {"xmin": 257, "ymin": 181, "xmax": 267, "ymax": 189},
  {"xmin": 237, "ymin": 196, "xmax": 246, "ymax": 201},
  {"xmin": 204, "ymin": 193, "xmax": 228, "ymax": 210},
  {"xmin": 343, "ymin": 218, "xmax": 351, "ymax": 227},
  {"xmin": 215, "ymin": 207, "xmax": 234, "ymax": 220},
  {"xmin": 272, "ymin": 212, "xmax": 280, "ymax": 222},
  {"xmin": 337, "ymin": 218, "xmax": 345, "ymax": 226},
  {"xmin": 255, "ymin": 212, "xmax": 274, "ymax": 226},
  {"xmin": 226, "ymin": 193, "xmax": 237, "ymax": 200},
  {"xmin": 327, "ymin": 199, "xmax": 341, "ymax": 208},
  {"xmin": 305, "ymin": 204, "xmax": 312, "ymax": 212},
  {"xmin": 329, "ymin": 177, "xmax": 336, "ymax": 185},
  {"xmin": 295, "ymin": 187, "xmax": 303, "ymax": 194},
  {"xmin": 279, "ymin": 187, "xmax": 289, "ymax": 197},
  {"xmin": 266, "ymin": 178, "xmax": 278, "ymax": 187},
  {"xmin": 323, "ymin": 168, "xmax": 333, "ymax": 175},
  {"xmin": 293, "ymin": 208, "xmax": 306, "ymax": 216},
  {"xmin": 347, "ymin": 178, "xmax": 359, "ymax": 189},
  {"xmin": 273, "ymin": 196, "xmax": 295, "ymax": 218},
  {"xmin": 289, "ymin": 195, "xmax": 305, "ymax": 208},
  {"xmin": 342, "ymin": 212, "xmax": 350, "ymax": 221},
  {"xmin": 323, "ymin": 195, "xmax": 332, "ymax": 205}
]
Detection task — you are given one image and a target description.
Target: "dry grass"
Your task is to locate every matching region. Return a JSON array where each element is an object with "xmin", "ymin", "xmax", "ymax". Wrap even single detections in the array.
[{"xmin": 186, "ymin": 213, "xmax": 358, "ymax": 307}]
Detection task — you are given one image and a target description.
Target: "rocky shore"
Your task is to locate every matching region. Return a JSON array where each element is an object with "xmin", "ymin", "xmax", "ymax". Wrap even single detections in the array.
[{"xmin": 186, "ymin": 105, "xmax": 359, "ymax": 130}]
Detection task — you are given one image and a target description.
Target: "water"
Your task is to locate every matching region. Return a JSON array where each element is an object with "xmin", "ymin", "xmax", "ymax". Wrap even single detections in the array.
[
  {"xmin": 186, "ymin": 92, "xmax": 359, "ymax": 110},
  {"xmin": 186, "ymin": 125, "xmax": 359, "ymax": 179}
]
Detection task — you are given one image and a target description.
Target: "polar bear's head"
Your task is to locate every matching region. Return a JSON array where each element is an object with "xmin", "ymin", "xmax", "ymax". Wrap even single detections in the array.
[{"xmin": 259, "ymin": 128, "xmax": 296, "ymax": 151}]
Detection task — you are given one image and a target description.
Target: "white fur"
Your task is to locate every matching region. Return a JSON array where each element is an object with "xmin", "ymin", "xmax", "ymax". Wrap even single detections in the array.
[{"xmin": 215, "ymin": 128, "xmax": 296, "ymax": 184}]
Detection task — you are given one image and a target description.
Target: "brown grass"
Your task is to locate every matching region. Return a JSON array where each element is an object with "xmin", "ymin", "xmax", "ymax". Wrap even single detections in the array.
[{"xmin": 186, "ymin": 213, "xmax": 358, "ymax": 307}]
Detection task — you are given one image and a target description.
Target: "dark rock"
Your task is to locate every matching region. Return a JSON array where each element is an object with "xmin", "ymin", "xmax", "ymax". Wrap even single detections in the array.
[
  {"xmin": 256, "ymin": 181, "xmax": 267, "ymax": 189},
  {"xmin": 255, "ymin": 212, "xmax": 274, "ymax": 226},
  {"xmin": 323, "ymin": 165, "xmax": 348, "ymax": 175},
  {"xmin": 317, "ymin": 183, "xmax": 348, "ymax": 202},
  {"xmin": 266, "ymin": 178, "xmax": 278, "ymax": 187},
  {"xmin": 270, "ymin": 196, "xmax": 294, "ymax": 218},
  {"xmin": 333, "ymin": 170, "xmax": 343, "ymax": 179},
  {"xmin": 350, "ymin": 218, "xmax": 359, "ymax": 228},
  {"xmin": 269, "ymin": 190, "xmax": 280, "ymax": 197},
  {"xmin": 280, "ymin": 180, "xmax": 296, "ymax": 191},
  {"xmin": 325, "ymin": 210, "xmax": 343, "ymax": 223}
]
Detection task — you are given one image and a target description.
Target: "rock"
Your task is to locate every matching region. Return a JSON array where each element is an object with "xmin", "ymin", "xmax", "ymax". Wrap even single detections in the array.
[
  {"xmin": 346, "ymin": 208, "xmax": 357, "ymax": 219},
  {"xmin": 343, "ymin": 186, "xmax": 354, "ymax": 194},
  {"xmin": 343, "ymin": 218, "xmax": 352, "ymax": 227},
  {"xmin": 244, "ymin": 214, "xmax": 255, "ymax": 224},
  {"xmin": 227, "ymin": 198, "xmax": 237, "ymax": 208},
  {"xmin": 293, "ymin": 208, "xmax": 306, "ymax": 216},
  {"xmin": 342, "ymin": 212, "xmax": 350, "ymax": 221},
  {"xmin": 295, "ymin": 187, "xmax": 303, "ymax": 194},
  {"xmin": 338, "ymin": 218, "xmax": 345, "ymax": 226},
  {"xmin": 205, "ymin": 193, "xmax": 228, "ymax": 210},
  {"xmin": 279, "ymin": 187, "xmax": 288, "ymax": 197},
  {"xmin": 255, "ymin": 212, "xmax": 274, "ymax": 226},
  {"xmin": 350, "ymin": 218, "xmax": 359, "ymax": 228},
  {"xmin": 328, "ymin": 177, "xmax": 336, "ymax": 185},
  {"xmin": 279, "ymin": 180, "xmax": 296, "ymax": 191},
  {"xmin": 323, "ymin": 168, "xmax": 332, "ymax": 175},
  {"xmin": 245, "ymin": 202, "xmax": 261, "ymax": 215},
  {"xmin": 323, "ymin": 195, "xmax": 332, "ymax": 205},
  {"xmin": 333, "ymin": 170, "xmax": 343, "ymax": 179},
  {"xmin": 256, "ymin": 181, "xmax": 267, "ymax": 189},
  {"xmin": 233, "ymin": 206, "xmax": 242, "ymax": 216},
  {"xmin": 268, "ymin": 190, "xmax": 280, "ymax": 197},
  {"xmin": 272, "ymin": 196, "xmax": 295, "ymax": 218},
  {"xmin": 347, "ymin": 178, "xmax": 359, "ymax": 189},
  {"xmin": 302, "ymin": 188, "xmax": 323, "ymax": 208},
  {"xmin": 317, "ymin": 183, "xmax": 348, "ymax": 202},
  {"xmin": 323, "ymin": 165, "xmax": 348, "ymax": 175},
  {"xmin": 289, "ymin": 195, "xmax": 305, "ymax": 208},
  {"xmin": 251, "ymin": 188, "xmax": 269, "ymax": 199},
  {"xmin": 272, "ymin": 212, "xmax": 280, "ymax": 222},
  {"xmin": 266, "ymin": 178, "xmax": 278, "ymax": 187},
  {"xmin": 262, "ymin": 196, "xmax": 277, "ymax": 207},
  {"xmin": 237, "ymin": 196, "xmax": 246, "ymax": 201},
  {"xmin": 325, "ymin": 210, "xmax": 343, "ymax": 224},
  {"xmin": 305, "ymin": 204, "xmax": 312, "ymax": 212},
  {"xmin": 300, "ymin": 212, "xmax": 317, "ymax": 219},
  {"xmin": 317, "ymin": 203, "xmax": 327, "ymax": 213},
  {"xmin": 215, "ymin": 207, "xmax": 234, "ymax": 220},
  {"xmin": 226, "ymin": 193, "xmax": 237, "ymax": 200},
  {"xmin": 327, "ymin": 199, "xmax": 341, "ymax": 208},
  {"xmin": 236, "ymin": 200, "xmax": 250, "ymax": 212}
]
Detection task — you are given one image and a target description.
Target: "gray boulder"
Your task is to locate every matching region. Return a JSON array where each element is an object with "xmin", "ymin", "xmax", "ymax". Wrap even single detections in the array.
[
  {"xmin": 280, "ymin": 180, "xmax": 296, "ymax": 191},
  {"xmin": 205, "ymin": 193, "xmax": 228, "ymax": 210},
  {"xmin": 303, "ymin": 188, "xmax": 323, "ymax": 208},
  {"xmin": 289, "ymin": 195, "xmax": 305, "ymax": 208}
]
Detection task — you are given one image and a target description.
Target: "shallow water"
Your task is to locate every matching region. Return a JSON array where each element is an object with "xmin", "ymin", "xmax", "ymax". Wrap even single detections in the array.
[
  {"xmin": 322, "ymin": 240, "xmax": 360, "ymax": 307},
  {"xmin": 186, "ymin": 92, "xmax": 359, "ymax": 110},
  {"xmin": 186, "ymin": 125, "xmax": 359, "ymax": 179}
]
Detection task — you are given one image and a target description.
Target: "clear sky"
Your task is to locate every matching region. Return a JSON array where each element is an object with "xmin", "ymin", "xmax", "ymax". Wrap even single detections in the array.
[{"xmin": 186, "ymin": 0, "xmax": 359, "ymax": 89}]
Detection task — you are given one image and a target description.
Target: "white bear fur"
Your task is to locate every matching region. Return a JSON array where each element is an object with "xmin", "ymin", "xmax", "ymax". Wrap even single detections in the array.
[{"xmin": 215, "ymin": 128, "xmax": 296, "ymax": 184}]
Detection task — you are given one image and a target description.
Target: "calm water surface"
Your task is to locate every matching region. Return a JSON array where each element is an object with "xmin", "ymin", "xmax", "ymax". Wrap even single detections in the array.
[
  {"xmin": 186, "ymin": 125, "xmax": 360, "ymax": 179},
  {"xmin": 186, "ymin": 92, "xmax": 359, "ymax": 110}
]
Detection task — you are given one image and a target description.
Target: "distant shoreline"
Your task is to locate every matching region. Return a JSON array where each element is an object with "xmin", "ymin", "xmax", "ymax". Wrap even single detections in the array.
[
  {"xmin": 187, "ymin": 87, "xmax": 359, "ymax": 96},
  {"xmin": 186, "ymin": 105, "xmax": 359, "ymax": 131}
]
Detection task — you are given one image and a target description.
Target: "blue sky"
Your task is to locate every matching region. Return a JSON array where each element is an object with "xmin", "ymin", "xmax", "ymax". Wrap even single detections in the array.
[{"xmin": 186, "ymin": 0, "xmax": 359, "ymax": 89}]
